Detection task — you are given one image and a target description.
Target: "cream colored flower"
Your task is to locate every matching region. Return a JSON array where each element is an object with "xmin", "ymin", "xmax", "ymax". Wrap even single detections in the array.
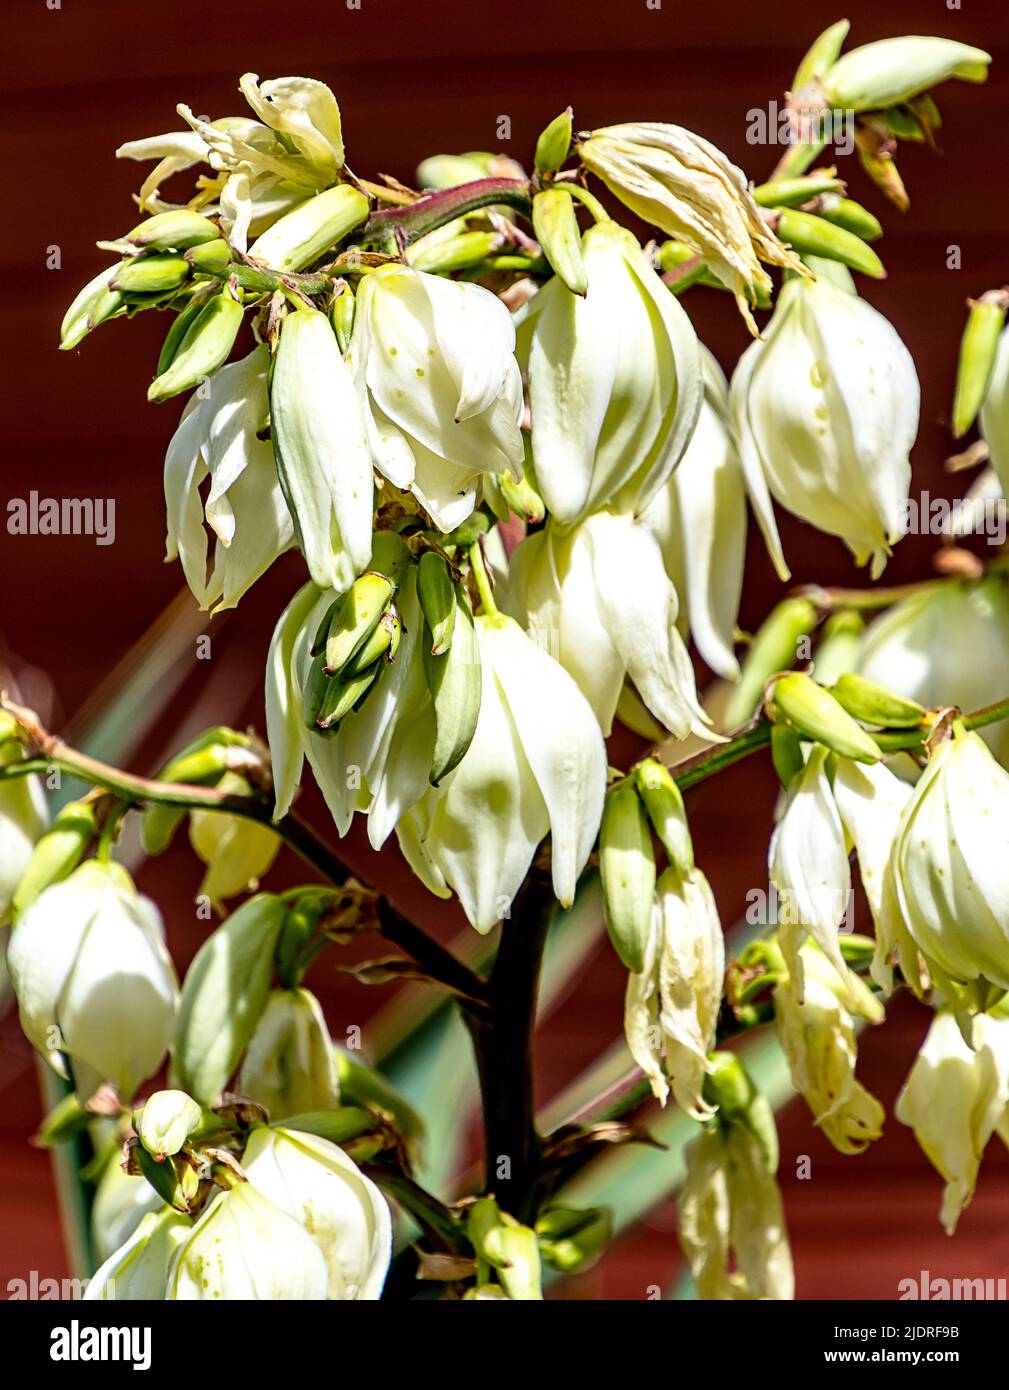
[
  {"xmin": 348, "ymin": 265, "xmax": 524, "ymax": 532},
  {"xmin": 732, "ymin": 268, "xmax": 918, "ymax": 579},
  {"xmin": 579, "ymin": 122, "xmax": 802, "ymax": 329},
  {"xmin": 397, "ymin": 614, "xmax": 606, "ymax": 932},
  {"xmin": 506, "ymin": 510, "xmax": 710, "ymax": 740},
  {"xmin": 895, "ymin": 1008, "xmax": 1009, "ymax": 1234},
  {"xmin": 624, "ymin": 866, "xmax": 724, "ymax": 1116},
  {"xmin": 519, "ymin": 220, "xmax": 700, "ymax": 525},
  {"xmin": 774, "ymin": 944, "xmax": 884, "ymax": 1155},
  {"xmin": 641, "ymin": 347, "xmax": 746, "ymax": 680},
  {"xmin": 164, "ymin": 346, "xmax": 294, "ymax": 610}
]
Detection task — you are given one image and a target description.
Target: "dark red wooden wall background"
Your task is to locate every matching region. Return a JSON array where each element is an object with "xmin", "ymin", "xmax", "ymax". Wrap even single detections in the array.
[{"xmin": 3, "ymin": 0, "xmax": 1009, "ymax": 1299}]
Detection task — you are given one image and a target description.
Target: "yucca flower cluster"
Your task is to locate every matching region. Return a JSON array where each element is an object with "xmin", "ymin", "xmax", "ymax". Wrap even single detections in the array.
[{"xmin": 5, "ymin": 19, "xmax": 1009, "ymax": 1307}]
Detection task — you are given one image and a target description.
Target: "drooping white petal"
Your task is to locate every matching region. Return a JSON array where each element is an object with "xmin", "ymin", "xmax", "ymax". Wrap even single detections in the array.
[
  {"xmin": 769, "ymin": 745, "xmax": 852, "ymax": 998},
  {"xmin": 168, "ymin": 1183, "xmax": 329, "ymax": 1300},
  {"xmin": 895, "ymin": 1009, "xmax": 1009, "ymax": 1234},
  {"xmin": 585, "ymin": 512, "xmax": 710, "ymax": 739},
  {"xmin": 483, "ymin": 615, "xmax": 606, "ymax": 906},
  {"xmin": 242, "ymin": 1127, "xmax": 391, "ymax": 1299}
]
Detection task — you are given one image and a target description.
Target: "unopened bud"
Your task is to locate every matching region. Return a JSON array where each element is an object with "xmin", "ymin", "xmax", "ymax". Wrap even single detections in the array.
[
  {"xmin": 821, "ymin": 37, "xmax": 990, "ymax": 113},
  {"xmin": 829, "ymin": 672, "xmax": 925, "ymax": 728},
  {"xmin": 536, "ymin": 1205, "xmax": 612, "ymax": 1273},
  {"xmin": 12, "ymin": 799, "xmax": 97, "ymax": 918},
  {"xmin": 771, "ymin": 671, "xmax": 881, "ymax": 764},
  {"xmin": 634, "ymin": 758, "xmax": 693, "ymax": 877},
  {"xmin": 417, "ymin": 551, "xmax": 456, "ymax": 656},
  {"xmin": 125, "ymin": 209, "xmax": 222, "ymax": 252},
  {"xmin": 137, "ymin": 1089, "xmax": 203, "ymax": 1162},
  {"xmin": 248, "ymin": 184, "xmax": 369, "ymax": 273},
  {"xmin": 148, "ymin": 293, "xmax": 243, "ymax": 402},
  {"xmin": 59, "ymin": 267, "xmax": 125, "ymax": 349},
  {"xmin": 599, "ymin": 779, "xmax": 656, "ymax": 973},
  {"xmin": 724, "ymin": 596, "xmax": 819, "ymax": 728},
  {"xmin": 815, "ymin": 193, "xmax": 882, "ymax": 243},
  {"xmin": 111, "ymin": 251, "xmax": 192, "ymax": 295},
  {"xmin": 532, "ymin": 188, "xmax": 588, "ymax": 295},
  {"xmin": 952, "ymin": 292, "xmax": 1008, "ymax": 438},
  {"xmin": 534, "ymin": 107, "xmax": 573, "ymax": 177},
  {"xmin": 774, "ymin": 208, "xmax": 884, "ymax": 279}
]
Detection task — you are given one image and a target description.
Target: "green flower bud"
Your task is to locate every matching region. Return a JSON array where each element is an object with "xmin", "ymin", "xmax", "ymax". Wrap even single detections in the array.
[
  {"xmin": 407, "ymin": 229, "xmax": 501, "ymax": 275},
  {"xmin": 171, "ymin": 893, "xmax": 287, "ymax": 1105},
  {"xmin": 815, "ymin": 193, "xmax": 882, "ymax": 242},
  {"xmin": 111, "ymin": 251, "xmax": 192, "ymax": 294},
  {"xmin": 774, "ymin": 208, "xmax": 884, "ymax": 279},
  {"xmin": 536, "ymin": 1206, "xmax": 612, "ymax": 1273},
  {"xmin": 750, "ymin": 173, "xmax": 845, "ymax": 208},
  {"xmin": 137, "ymin": 1089, "xmax": 203, "ymax": 1161},
  {"xmin": 467, "ymin": 1197, "xmax": 542, "ymax": 1301},
  {"xmin": 156, "ymin": 293, "xmax": 209, "ymax": 375},
  {"xmin": 772, "ymin": 671, "xmax": 881, "ymax": 764},
  {"xmin": 634, "ymin": 758, "xmax": 693, "ymax": 877},
  {"xmin": 416, "ymin": 152, "xmax": 494, "ymax": 189},
  {"xmin": 770, "ymin": 722, "xmax": 805, "ymax": 789},
  {"xmin": 417, "ymin": 551, "xmax": 455, "ymax": 656},
  {"xmin": 599, "ymin": 779, "xmax": 656, "ymax": 973},
  {"xmin": 147, "ymin": 292, "xmax": 244, "ymax": 403},
  {"xmin": 952, "ymin": 291, "xmax": 1008, "ymax": 439},
  {"xmin": 329, "ymin": 284, "xmax": 356, "ymax": 354},
  {"xmin": 59, "ymin": 265, "xmax": 125, "ymax": 349},
  {"xmin": 822, "ymin": 37, "xmax": 990, "ymax": 112},
  {"xmin": 829, "ymin": 672, "xmax": 925, "ymax": 728},
  {"xmin": 425, "ymin": 584, "xmax": 481, "ymax": 785},
  {"xmin": 248, "ymin": 184, "xmax": 368, "ymax": 273},
  {"xmin": 534, "ymin": 107, "xmax": 573, "ymax": 177},
  {"xmin": 724, "ymin": 596, "xmax": 819, "ymax": 728},
  {"xmin": 322, "ymin": 572, "xmax": 394, "ymax": 675},
  {"xmin": 532, "ymin": 187, "xmax": 587, "ymax": 296},
  {"xmin": 185, "ymin": 237, "xmax": 233, "ymax": 276},
  {"xmin": 125, "ymin": 209, "xmax": 222, "ymax": 252},
  {"xmin": 791, "ymin": 19, "xmax": 850, "ymax": 90}
]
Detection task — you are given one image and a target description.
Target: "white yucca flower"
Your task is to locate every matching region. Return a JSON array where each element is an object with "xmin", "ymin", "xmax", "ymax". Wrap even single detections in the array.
[
  {"xmin": 732, "ymin": 266, "xmax": 919, "ymax": 579},
  {"xmin": 397, "ymin": 614, "xmax": 606, "ymax": 932},
  {"xmin": 7, "ymin": 861, "xmax": 178, "ymax": 1101},
  {"xmin": 118, "ymin": 74, "xmax": 345, "ymax": 249},
  {"xmin": 678, "ymin": 1124, "xmax": 794, "ymax": 1301},
  {"xmin": 579, "ymin": 123, "xmax": 803, "ymax": 330},
  {"xmin": 624, "ymin": 866, "xmax": 725, "ymax": 1117},
  {"xmin": 641, "ymin": 347, "xmax": 746, "ymax": 680},
  {"xmin": 895, "ymin": 1007, "xmax": 1009, "ymax": 1234},
  {"xmin": 888, "ymin": 729, "xmax": 1009, "ymax": 1008},
  {"xmin": 506, "ymin": 510, "xmax": 710, "ymax": 740},
  {"xmin": 774, "ymin": 944, "xmax": 884, "ymax": 1155},
  {"xmin": 854, "ymin": 576, "xmax": 1009, "ymax": 768},
  {"xmin": 164, "ymin": 346, "xmax": 294, "ymax": 610},
  {"xmin": 348, "ymin": 265, "xmax": 524, "ymax": 531},
  {"xmin": 519, "ymin": 220, "xmax": 701, "ymax": 526}
]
